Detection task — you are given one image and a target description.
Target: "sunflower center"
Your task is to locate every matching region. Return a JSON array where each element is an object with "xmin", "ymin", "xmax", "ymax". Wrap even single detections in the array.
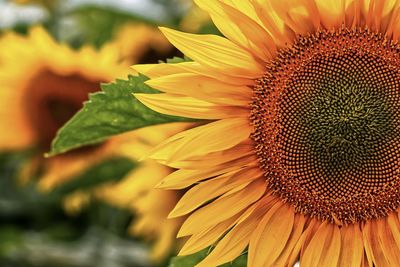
[
  {"xmin": 306, "ymin": 59, "xmax": 393, "ymax": 171},
  {"xmin": 26, "ymin": 70, "xmax": 102, "ymax": 151},
  {"xmin": 252, "ymin": 28, "xmax": 400, "ymax": 224}
]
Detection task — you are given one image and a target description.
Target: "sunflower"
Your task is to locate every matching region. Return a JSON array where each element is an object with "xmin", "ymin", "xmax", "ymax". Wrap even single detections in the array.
[
  {"xmin": 0, "ymin": 26, "xmax": 185, "ymax": 261},
  {"xmin": 93, "ymin": 124, "xmax": 187, "ymax": 261},
  {"xmin": 111, "ymin": 23, "xmax": 178, "ymax": 64},
  {"xmin": 133, "ymin": 0, "xmax": 400, "ymax": 266},
  {"xmin": 179, "ymin": 0, "xmax": 211, "ymax": 33},
  {"xmin": 0, "ymin": 26, "xmax": 128, "ymax": 185}
]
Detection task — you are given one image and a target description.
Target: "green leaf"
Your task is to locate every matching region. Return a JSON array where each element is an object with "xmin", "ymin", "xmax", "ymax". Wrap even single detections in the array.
[
  {"xmin": 49, "ymin": 74, "xmax": 194, "ymax": 156},
  {"xmin": 51, "ymin": 157, "xmax": 136, "ymax": 195},
  {"xmin": 169, "ymin": 249, "xmax": 209, "ymax": 267},
  {"xmin": 169, "ymin": 249, "xmax": 247, "ymax": 267},
  {"xmin": 222, "ymin": 254, "xmax": 247, "ymax": 267},
  {"xmin": 164, "ymin": 56, "xmax": 189, "ymax": 64}
]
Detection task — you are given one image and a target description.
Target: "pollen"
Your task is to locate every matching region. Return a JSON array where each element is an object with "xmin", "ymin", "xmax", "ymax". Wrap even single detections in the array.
[{"xmin": 251, "ymin": 27, "xmax": 400, "ymax": 225}]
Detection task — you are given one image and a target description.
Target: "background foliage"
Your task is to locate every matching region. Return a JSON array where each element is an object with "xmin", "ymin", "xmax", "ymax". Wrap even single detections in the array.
[{"xmin": 0, "ymin": 0, "xmax": 219, "ymax": 266}]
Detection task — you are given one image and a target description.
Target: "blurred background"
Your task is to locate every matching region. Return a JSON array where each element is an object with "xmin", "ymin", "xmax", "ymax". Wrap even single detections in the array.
[{"xmin": 0, "ymin": 0, "xmax": 218, "ymax": 266}]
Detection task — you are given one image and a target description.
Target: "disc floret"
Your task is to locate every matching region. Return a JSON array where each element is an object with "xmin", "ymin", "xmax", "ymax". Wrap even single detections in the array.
[{"xmin": 252, "ymin": 28, "xmax": 400, "ymax": 224}]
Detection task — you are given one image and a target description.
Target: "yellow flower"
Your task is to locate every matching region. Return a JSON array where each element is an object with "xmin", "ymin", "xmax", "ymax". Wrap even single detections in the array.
[
  {"xmin": 133, "ymin": 0, "xmax": 400, "ymax": 266},
  {"xmin": 94, "ymin": 124, "xmax": 187, "ymax": 261},
  {"xmin": 0, "ymin": 26, "xmax": 185, "ymax": 261},
  {"xmin": 111, "ymin": 23, "xmax": 176, "ymax": 64},
  {"xmin": 0, "ymin": 26, "xmax": 128, "ymax": 185},
  {"xmin": 57, "ymin": 124, "xmax": 187, "ymax": 262},
  {"xmin": 179, "ymin": 1, "xmax": 211, "ymax": 33}
]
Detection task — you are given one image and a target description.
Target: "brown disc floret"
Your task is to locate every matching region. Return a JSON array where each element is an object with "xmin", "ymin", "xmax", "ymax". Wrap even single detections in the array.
[{"xmin": 251, "ymin": 27, "xmax": 400, "ymax": 225}]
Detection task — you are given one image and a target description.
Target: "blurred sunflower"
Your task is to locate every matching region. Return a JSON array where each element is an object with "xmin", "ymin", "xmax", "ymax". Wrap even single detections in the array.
[
  {"xmin": 0, "ymin": 26, "xmax": 186, "ymax": 261},
  {"xmin": 93, "ymin": 124, "xmax": 187, "ymax": 261},
  {"xmin": 133, "ymin": 0, "xmax": 400, "ymax": 266},
  {"xmin": 111, "ymin": 23, "xmax": 178, "ymax": 64},
  {"xmin": 0, "ymin": 26, "xmax": 129, "ymax": 184},
  {"xmin": 179, "ymin": 0, "xmax": 211, "ymax": 33}
]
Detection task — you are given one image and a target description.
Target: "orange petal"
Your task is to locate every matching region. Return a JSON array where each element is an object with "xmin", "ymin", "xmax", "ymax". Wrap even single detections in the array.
[
  {"xmin": 273, "ymin": 214, "xmax": 307, "ymax": 266},
  {"xmin": 376, "ymin": 214, "xmax": 400, "ymax": 266},
  {"xmin": 269, "ymin": 0, "xmax": 320, "ymax": 34},
  {"xmin": 196, "ymin": 194, "xmax": 274, "ymax": 267},
  {"xmin": 159, "ymin": 27, "xmax": 264, "ymax": 79},
  {"xmin": 169, "ymin": 166, "xmax": 262, "ymax": 217},
  {"xmin": 301, "ymin": 221, "xmax": 341, "ymax": 267},
  {"xmin": 314, "ymin": 0, "xmax": 347, "ymax": 29},
  {"xmin": 248, "ymin": 202, "xmax": 295, "ymax": 267},
  {"xmin": 151, "ymin": 141, "xmax": 256, "ymax": 169},
  {"xmin": 338, "ymin": 224, "xmax": 363, "ymax": 267},
  {"xmin": 363, "ymin": 219, "xmax": 391, "ymax": 266},
  {"xmin": 179, "ymin": 214, "xmax": 240, "ymax": 256},
  {"xmin": 132, "ymin": 62, "xmax": 196, "ymax": 78},
  {"xmin": 177, "ymin": 179, "xmax": 266, "ymax": 237},
  {"xmin": 135, "ymin": 93, "xmax": 247, "ymax": 119},
  {"xmin": 194, "ymin": 0, "xmax": 276, "ymax": 61},
  {"xmin": 145, "ymin": 73, "xmax": 252, "ymax": 106},
  {"xmin": 165, "ymin": 118, "xmax": 252, "ymax": 163},
  {"xmin": 287, "ymin": 219, "xmax": 320, "ymax": 265},
  {"xmin": 249, "ymin": 0, "xmax": 295, "ymax": 47}
]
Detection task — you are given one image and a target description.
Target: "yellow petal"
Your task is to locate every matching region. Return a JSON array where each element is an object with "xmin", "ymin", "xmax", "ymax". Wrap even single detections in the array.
[
  {"xmin": 223, "ymin": 0, "xmax": 262, "ymax": 23},
  {"xmin": 234, "ymin": 194, "xmax": 277, "ymax": 225},
  {"xmin": 156, "ymin": 166, "xmax": 238, "ymax": 190},
  {"xmin": 132, "ymin": 62, "xmax": 195, "ymax": 78},
  {"xmin": 147, "ymin": 122, "xmax": 248, "ymax": 165},
  {"xmin": 269, "ymin": 0, "xmax": 320, "ymax": 34},
  {"xmin": 156, "ymin": 152, "xmax": 256, "ymax": 189},
  {"xmin": 286, "ymin": 219, "xmax": 320, "ymax": 266},
  {"xmin": 135, "ymin": 93, "xmax": 247, "ymax": 119},
  {"xmin": 273, "ymin": 214, "xmax": 307, "ymax": 266},
  {"xmin": 301, "ymin": 222, "xmax": 341, "ymax": 267},
  {"xmin": 157, "ymin": 162, "xmax": 251, "ymax": 189},
  {"xmin": 175, "ymin": 60, "xmax": 255, "ymax": 86},
  {"xmin": 159, "ymin": 27, "xmax": 264, "ymax": 79},
  {"xmin": 145, "ymin": 73, "xmax": 252, "ymax": 106},
  {"xmin": 361, "ymin": 0, "xmax": 400, "ymax": 33},
  {"xmin": 249, "ymin": 0, "xmax": 295, "ymax": 47},
  {"xmin": 195, "ymin": 220, "xmax": 253, "ymax": 267},
  {"xmin": 0, "ymin": 102, "xmax": 35, "ymax": 149},
  {"xmin": 384, "ymin": 9, "xmax": 400, "ymax": 41},
  {"xmin": 338, "ymin": 224, "xmax": 363, "ymax": 267},
  {"xmin": 29, "ymin": 26, "xmax": 57, "ymax": 51},
  {"xmin": 363, "ymin": 219, "xmax": 391, "ymax": 266},
  {"xmin": 133, "ymin": 61, "xmax": 253, "ymax": 86},
  {"xmin": 376, "ymin": 215, "xmax": 400, "ymax": 266},
  {"xmin": 314, "ymin": 0, "xmax": 347, "ymax": 29},
  {"xmin": 388, "ymin": 212, "xmax": 400, "ymax": 247},
  {"xmin": 194, "ymin": 0, "xmax": 276, "ymax": 61},
  {"xmin": 248, "ymin": 202, "xmax": 295, "ymax": 267},
  {"xmin": 179, "ymin": 214, "xmax": 240, "ymax": 256},
  {"xmin": 151, "ymin": 141, "xmax": 254, "ymax": 169},
  {"xmin": 196, "ymin": 193, "xmax": 274, "ymax": 267},
  {"xmin": 300, "ymin": 219, "xmax": 323, "ymax": 257},
  {"xmin": 177, "ymin": 179, "xmax": 266, "ymax": 237},
  {"xmin": 169, "ymin": 166, "xmax": 262, "ymax": 217},
  {"xmin": 156, "ymin": 118, "xmax": 252, "ymax": 164}
]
